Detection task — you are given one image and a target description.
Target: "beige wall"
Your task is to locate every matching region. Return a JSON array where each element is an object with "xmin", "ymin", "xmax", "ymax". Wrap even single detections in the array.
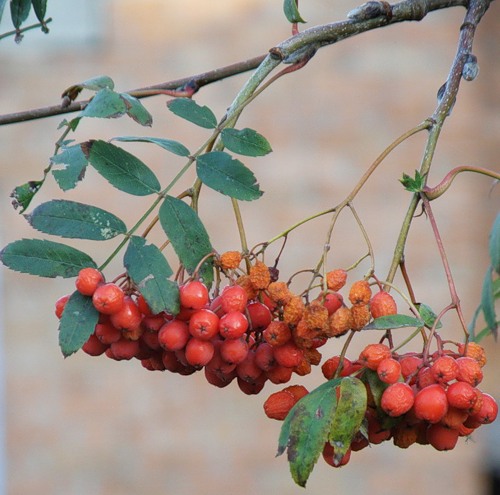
[{"xmin": 1, "ymin": 1, "xmax": 499, "ymax": 494}]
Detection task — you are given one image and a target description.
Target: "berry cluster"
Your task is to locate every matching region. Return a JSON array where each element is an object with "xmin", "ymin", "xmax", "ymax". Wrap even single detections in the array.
[{"xmin": 264, "ymin": 340, "xmax": 498, "ymax": 467}]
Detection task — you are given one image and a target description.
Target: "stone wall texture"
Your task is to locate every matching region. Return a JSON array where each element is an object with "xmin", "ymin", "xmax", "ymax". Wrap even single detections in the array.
[{"xmin": 1, "ymin": 1, "xmax": 499, "ymax": 494}]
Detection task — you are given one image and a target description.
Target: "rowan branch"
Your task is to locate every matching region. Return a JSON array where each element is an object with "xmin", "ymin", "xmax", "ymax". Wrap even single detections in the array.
[{"xmin": 0, "ymin": 0, "xmax": 490, "ymax": 128}]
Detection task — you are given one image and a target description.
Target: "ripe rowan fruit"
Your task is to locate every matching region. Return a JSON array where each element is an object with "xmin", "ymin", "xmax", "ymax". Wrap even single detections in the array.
[
  {"xmin": 220, "ymin": 337, "xmax": 249, "ymax": 365},
  {"xmin": 430, "ymin": 355, "xmax": 459, "ymax": 384},
  {"xmin": 110, "ymin": 296, "xmax": 143, "ymax": 338},
  {"xmin": 392, "ymin": 423, "xmax": 419, "ymax": 449},
  {"xmin": 446, "ymin": 381, "xmax": 478, "ymax": 410},
  {"xmin": 246, "ymin": 301, "xmax": 272, "ymax": 331},
  {"xmin": 95, "ymin": 321, "xmax": 121, "ymax": 345},
  {"xmin": 109, "ymin": 337, "xmax": 141, "ymax": 360},
  {"xmin": 184, "ymin": 338, "xmax": 215, "ymax": 368},
  {"xmin": 219, "ymin": 310, "xmax": 249, "ymax": 339},
  {"xmin": 321, "ymin": 356, "xmax": 353, "ymax": 380},
  {"xmin": 358, "ymin": 343, "xmax": 391, "ymax": 370},
  {"xmin": 283, "ymin": 384, "xmax": 309, "ymax": 402},
  {"xmin": 236, "ymin": 351, "xmax": 263, "ymax": 384},
  {"xmin": 326, "ymin": 269, "xmax": 348, "ymax": 292},
  {"xmin": 273, "ymin": 341, "xmax": 304, "ymax": 368},
  {"xmin": 458, "ymin": 342, "xmax": 487, "ymax": 367},
  {"xmin": 235, "ymin": 275, "xmax": 259, "ymax": 300},
  {"xmin": 189, "ymin": 309, "xmax": 220, "ymax": 340},
  {"xmin": 179, "ymin": 280, "xmax": 209, "ymax": 310},
  {"xmin": 427, "ymin": 424, "xmax": 459, "ymax": 451},
  {"xmin": 380, "ymin": 382, "xmax": 414, "ymax": 417},
  {"xmin": 414, "ymin": 384, "xmax": 449, "ymax": 423},
  {"xmin": 416, "ymin": 366, "xmax": 437, "ymax": 389},
  {"xmin": 469, "ymin": 393, "xmax": 498, "ymax": 424},
  {"xmin": 55, "ymin": 294, "xmax": 70, "ymax": 319},
  {"xmin": 399, "ymin": 355, "xmax": 423, "ymax": 383},
  {"xmin": 441, "ymin": 407, "xmax": 468, "ymax": 429},
  {"xmin": 317, "ymin": 292, "xmax": 343, "ymax": 315},
  {"xmin": 326, "ymin": 306, "xmax": 353, "ymax": 337},
  {"xmin": 366, "ymin": 412, "xmax": 392, "ymax": 444},
  {"xmin": 377, "ymin": 357, "xmax": 402, "ymax": 384},
  {"xmin": 237, "ymin": 374, "xmax": 267, "ymax": 395},
  {"xmin": 348, "ymin": 280, "xmax": 372, "ymax": 306},
  {"xmin": 263, "ymin": 390, "xmax": 296, "ymax": 420},
  {"xmin": 92, "ymin": 283, "xmax": 125, "ymax": 315},
  {"xmin": 249, "ymin": 260, "xmax": 271, "ymax": 290},
  {"xmin": 75, "ymin": 267, "xmax": 104, "ymax": 296},
  {"xmin": 136, "ymin": 294, "xmax": 153, "ymax": 316},
  {"xmin": 456, "ymin": 356, "xmax": 483, "ymax": 386},
  {"xmin": 82, "ymin": 333, "xmax": 108, "ymax": 356},
  {"xmin": 350, "ymin": 303, "xmax": 371, "ymax": 331},
  {"xmin": 263, "ymin": 321, "xmax": 292, "ymax": 347},
  {"xmin": 219, "ymin": 251, "xmax": 242, "ymax": 270},
  {"xmin": 220, "ymin": 285, "xmax": 248, "ymax": 313},
  {"xmin": 369, "ymin": 291, "xmax": 397, "ymax": 319},
  {"xmin": 158, "ymin": 320, "xmax": 190, "ymax": 351},
  {"xmin": 254, "ymin": 342, "xmax": 276, "ymax": 371},
  {"xmin": 266, "ymin": 364, "xmax": 293, "ymax": 384},
  {"xmin": 322, "ymin": 442, "xmax": 351, "ymax": 467}
]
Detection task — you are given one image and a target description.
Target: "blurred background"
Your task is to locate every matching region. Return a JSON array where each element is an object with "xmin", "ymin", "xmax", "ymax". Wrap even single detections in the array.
[{"xmin": 0, "ymin": 1, "xmax": 499, "ymax": 494}]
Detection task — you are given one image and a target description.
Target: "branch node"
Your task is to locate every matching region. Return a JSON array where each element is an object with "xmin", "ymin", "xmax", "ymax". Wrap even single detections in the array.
[{"xmin": 347, "ymin": 1, "xmax": 393, "ymax": 21}]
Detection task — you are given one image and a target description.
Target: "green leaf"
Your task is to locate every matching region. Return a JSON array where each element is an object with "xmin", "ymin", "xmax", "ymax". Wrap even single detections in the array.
[
  {"xmin": 489, "ymin": 212, "xmax": 500, "ymax": 274},
  {"xmin": 364, "ymin": 314, "xmax": 424, "ymax": 330},
  {"xmin": 10, "ymin": 180, "xmax": 43, "ymax": 213},
  {"xmin": 0, "ymin": 0, "xmax": 8, "ymax": 22},
  {"xmin": 481, "ymin": 267, "xmax": 497, "ymax": 338},
  {"xmin": 329, "ymin": 377, "xmax": 367, "ymax": 462},
  {"xmin": 124, "ymin": 236, "xmax": 180, "ymax": 315},
  {"xmin": 83, "ymin": 140, "xmax": 161, "ymax": 196},
  {"xmin": 0, "ymin": 239, "xmax": 97, "ymax": 278},
  {"xmin": 61, "ymin": 76, "xmax": 115, "ymax": 102},
  {"xmin": 10, "ymin": 0, "xmax": 31, "ymax": 29},
  {"xmin": 159, "ymin": 196, "xmax": 214, "ymax": 286},
  {"xmin": 283, "ymin": 0, "xmax": 306, "ymax": 23},
  {"xmin": 400, "ymin": 170, "xmax": 425, "ymax": 193},
  {"xmin": 80, "ymin": 88, "xmax": 127, "ymax": 119},
  {"xmin": 26, "ymin": 200, "xmax": 127, "ymax": 240},
  {"xmin": 167, "ymin": 98, "xmax": 217, "ymax": 129},
  {"xmin": 277, "ymin": 379, "xmax": 339, "ymax": 487},
  {"xmin": 58, "ymin": 291, "xmax": 100, "ymax": 357},
  {"xmin": 417, "ymin": 303, "xmax": 442, "ymax": 329},
  {"xmin": 31, "ymin": 0, "xmax": 46, "ymax": 21},
  {"xmin": 51, "ymin": 144, "xmax": 89, "ymax": 191},
  {"xmin": 361, "ymin": 369, "xmax": 399, "ymax": 429},
  {"xmin": 196, "ymin": 151, "xmax": 263, "ymax": 201},
  {"xmin": 112, "ymin": 136, "xmax": 190, "ymax": 157},
  {"xmin": 221, "ymin": 128, "xmax": 272, "ymax": 157},
  {"xmin": 120, "ymin": 93, "xmax": 153, "ymax": 127}
]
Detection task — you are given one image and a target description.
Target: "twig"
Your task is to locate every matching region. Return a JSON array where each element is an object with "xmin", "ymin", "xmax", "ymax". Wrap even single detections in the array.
[{"xmin": 0, "ymin": 17, "xmax": 53, "ymax": 42}]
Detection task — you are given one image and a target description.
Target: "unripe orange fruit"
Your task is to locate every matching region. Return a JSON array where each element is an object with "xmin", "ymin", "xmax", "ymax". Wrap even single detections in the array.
[{"xmin": 369, "ymin": 291, "xmax": 397, "ymax": 318}]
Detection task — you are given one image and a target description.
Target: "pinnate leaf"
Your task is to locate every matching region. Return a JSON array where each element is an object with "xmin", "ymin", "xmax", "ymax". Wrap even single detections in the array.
[
  {"xmin": 61, "ymin": 76, "xmax": 115, "ymax": 102},
  {"xmin": 417, "ymin": 303, "xmax": 442, "ymax": 329},
  {"xmin": 26, "ymin": 200, "xmax": 127, "ymax": 240},
  {"xmin": 489, "ymin": 212, "xmax": 500, "ymax": 274},
  {"xmin": 124, "ymin": 236, "xmax": 180, "ymax": 315},
  {"xmin": 120, "ymin": 93, "xmax": 153, "ymax": 127},
  {"xmin": 58, "ymin": 291, "xmax": 100, "ymax": 357},
  {"xmin": 80, "ymin": 88, "xmax": 127, "ymax": 119},
  {"xmin": 10, "ymin": 0, "xmax": 31, "ymax": 29},
  {"xmin": 10, "ymin": 180, "xmax": 42, "ymax": 213},
  {"xmin": 481, "ymin": 267, "xmax": 497, "ymax": 339},
  {"xmin": 31, "ymin": 0, "xmax": 47, "ymax": 21},
  {"xmin": 364, "ymin": 314, "xmax": 424, "ymax": 330},
  {"xmin": 159, "ymin": 196, "xmax": 214, "ymax": 286},
  {"xmin": 112, "ymin": 136, "xmax": 190, "ymax": 157},
  {"xmin": 283, "ymin": 0, "xmax": 306, "ymax": 23},
  {"xmin": 0, "ymin": 239, "xmax": 97, "ymax": 278},
  {"xmin": 196, "ymin": 151, "xmax": 263, "ymax": 201},
  {"xmin": 83, "ymin": 140, "xmax": 160, "ymax": 196},
  {"xmin": 329, "ymin": 377, "xmax": 367, "ymax": 462},
  {"xmin": 278, "ymin": 379, "xmax": 339, "ymax": 487},
  {"xmin": 51, "ymin": 144, "xmax": 89, "ymax": 191},
  {"xmin": 167, "ymin": 98, "xmax": 217, "ymax": 129},
  {"xmin": 221, "ymin": 128, "xmax": 272, "ymax": 157}
]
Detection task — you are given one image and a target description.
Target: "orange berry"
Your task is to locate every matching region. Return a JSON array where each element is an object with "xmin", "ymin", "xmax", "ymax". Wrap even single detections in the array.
[
  {"xmin": 456, "ymin": 356, "xmax": 483, "ymax": 386},
  {"xmin": 348, "ymin": 280, "xmax": 372, "ymax": 306},
  {"xmin": 92, "ymin": 283, "xmax": 125, "ymax": 315},
  {"xmin": 249, "ymin": 260, "xmax": 271, "ymax": 290},
  {"xmin": 377, "ymin": 357, "xmax": 402, "ymax": 384},
  {"xmin": 283, "ymin": 384, "xmax": 309, "ymax": 402},
  {"xmin": 380, "ymin": 382, "xmax": 414, "ymax": 417},
  {"xmin": 427, "ymin": 424, "xmax": 459, "ymax": 451},
  {"xmin": 416, "ymin": 366, "xmax": 437, "ymax": 389},
  {"xmin": 263, "ymin": 321, "xmax": 292, "ymax": 347},
  {"xmin": 302, "ymin": 300, "xmax": 329, "ymax": 331},
  {"xmin": 282, "ymin": 295, "xmax": 305, "ymax": 326},
  {"xmin": 359, "ymin": 343, "xmax": 391, "ymax": 370},
  {"xmin": 458, "ymin": 342, "xmax": 487, "ymax": 367},
  {"xmin": 469, "ymin": 392, "xmax": 498, "ymax": 424},
  {"xmin": 326, "ymin": 306, "xmax": 352, "ymax": 337},
  {"xmin": 369, "ymin": 291, "xmax": 397, "ymax": 319},
  {"xmin": 75, "ymin": 267, "xmax": 104, "ymax": 296},
  {"xmin": 267, "ymin": 281, "xmax": 293, "ymax": 306},
  {"xmin": 414, "ymin": 384, "xmax": 448, "ymax": 423},
  {"xmin": 325, "ymin": 269, "xmax": 347, "ymax": 292},
  {"xmin": 441, "ymin": 407, "xmax": 468, "ymax": 429},
  {"xmin": 235, "ymin": 275, "xmax": 259, "ymax": 300},
  {"xmin": 399, "ymin": 355, "xmax": 423, "ymax": 384},
  {"xmin": 321, "ymin": 356, "xmax": 353, "ymax": 379},
  {"xmin": 430, "ymin": 355, "xmax": 459, "ymax": 384},
  {"xmin": 219, "ymin": 251, "xmax": 242, "ymax": 270},
  {"xmin": 350, "ymin": 303, "xmax": 371, "ymax": 331}
]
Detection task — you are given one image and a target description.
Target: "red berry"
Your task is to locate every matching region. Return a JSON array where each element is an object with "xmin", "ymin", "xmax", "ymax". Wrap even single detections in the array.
[
  {"xmin": 273, "ymin": 342, "xmax": 304, "ymax": 368},
  {"xmin": 377, "ymin": 357, "xmax": 402, "ymax": 384},
  {"xmin": 189, "ymin": 309, "xmax": 220, "ymax": 340},
  {"xmin": 317, "ymin": 292, "xmax": 343, "ymax": 315},
  {"xmin": 184, "ymin": 338, "xmax": 214, "ymax": 368},
  {"xmin": 446, "ymin": 381, "xmax": 478, "ymax": 410},
  {"xmin": 246, "ymin": 301, "xmax": 272, "ymax": 331},
  {"xmin": 158, "ymin": 320, "xmax": 190, "ymax": 351},
  {"xmin": 322, "ymin": 442, "xmax": 351, "ymax": 467},
  {"xmin": 220, "ymin": 337, "xmax": 249, "ymax": 365},
  {"xmin": 414, "ymin": 384, "xmax": 448, "ymax": 423},
  {"xmin": 95, "ymin": 321, "xmax": 121, "ymax": 345},
  {"xmin": 219, "ymin": 311, "xmax": 249, "ymax": 339},
  {"xmin": 55, "ymin": 294, "xmax": 70, "ymax": 319},
  {"xmin": 456, "ymin": 357, "xmax": 483, "ymax": 386},
  {"xmin": 380, "ymin": 382, "xmax": 414, "ymax": 417},
  {"xmin": 92, "ymin": 283, "xmax": 125, "ymax": 315},
  {"xmin": 469, "ymin": 392, "xmax": 498, "ymax": 424},
  {"xmin": 430, "ymin": 355, "xmax": 459, "ymax": 384},
  {"xmin": 179, "ymin": 281, "xmax": 209, "ymax": 310},
  {"xmin": 236, "ymin": 351, "xmax": 263, "ymax": 383},
  {"xmin": 254, "ymin": 342, "xmax": 276, "ymax": 371},
  {"xmin": 427, "ymin": 424, "xmax": 459, "ymax": 451},
  {"xmin": 109, "ymin": 296, "xmax": 142, "ymax": 338},
  {"xmin": 220, "ymin": 285, "xmax": 248, "ymax": 313},
  {"xmin": 82, "ymin": 333, "xmax": 107, "ymax": 356},
  {"xmin": 109, "ymin": 337, "xmax": 141, "ymax": 360},
  {"xmin": 75, "ymin": 267, "xmax": 104, "ymax": 296},
  {"xmin": 369, "ymin": 291, "xmax": 397, "ymax": 319}
]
